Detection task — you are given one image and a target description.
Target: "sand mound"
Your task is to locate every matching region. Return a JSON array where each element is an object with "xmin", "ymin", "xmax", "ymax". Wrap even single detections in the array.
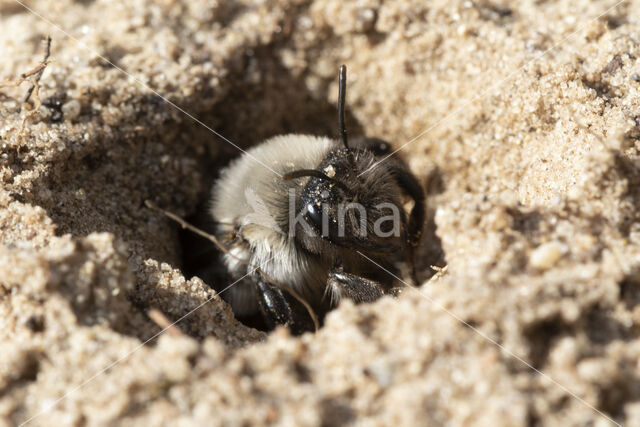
[{"xmin": 1, "ymin": 0, "xmax": 640, "ymax": 425}]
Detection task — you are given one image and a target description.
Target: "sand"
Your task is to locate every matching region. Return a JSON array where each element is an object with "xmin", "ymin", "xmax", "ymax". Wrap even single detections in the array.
[{"xmin": 1, "ymin": 0, "xmax": 639, "ymax": 425}]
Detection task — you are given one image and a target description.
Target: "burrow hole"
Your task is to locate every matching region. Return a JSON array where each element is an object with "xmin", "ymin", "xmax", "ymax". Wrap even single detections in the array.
[{"xmin": 177, "ymin": 54, "xmax": 444, "ymax": 333}]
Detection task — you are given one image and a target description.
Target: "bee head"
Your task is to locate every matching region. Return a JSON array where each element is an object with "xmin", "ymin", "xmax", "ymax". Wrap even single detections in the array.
[
  {"xmin": 284, "ymin": 147, "xmax": 406, "ymax": 254},
  {"xmin": 282, "ymin": 64, "xmax": 409, "ymax": 255}
]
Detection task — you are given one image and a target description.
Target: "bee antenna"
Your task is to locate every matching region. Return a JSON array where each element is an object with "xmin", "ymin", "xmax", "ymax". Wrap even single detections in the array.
[{"xmin": 338, "ymin": 64, "xmax": 348, "ymax": 150}]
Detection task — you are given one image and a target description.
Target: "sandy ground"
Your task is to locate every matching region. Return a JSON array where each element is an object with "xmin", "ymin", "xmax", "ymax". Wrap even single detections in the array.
[{"xmin": 1, "ymin": 0, "xmax": 640, "ymax": 425}]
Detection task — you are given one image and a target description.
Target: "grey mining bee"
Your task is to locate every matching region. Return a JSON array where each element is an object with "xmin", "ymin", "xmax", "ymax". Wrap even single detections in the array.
[{"xmin": 209, "ymin": 66, "xmax": 425, "ymax": 333}]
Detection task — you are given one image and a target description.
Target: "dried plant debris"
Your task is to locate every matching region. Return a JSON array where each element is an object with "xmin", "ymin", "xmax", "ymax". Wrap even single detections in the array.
[
  {"xmin": 1, "ymin": 0, "xmax": 640, "ymax": 425},
  {"xmin": 0, "ymin": 35, "xmax": 51, "ymax": 144}
]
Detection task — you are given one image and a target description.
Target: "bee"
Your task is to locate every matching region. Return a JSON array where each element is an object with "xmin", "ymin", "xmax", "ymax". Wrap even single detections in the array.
[{"xmin": 209, "ymin": 65, "xmax": 425, "ymax": 333}]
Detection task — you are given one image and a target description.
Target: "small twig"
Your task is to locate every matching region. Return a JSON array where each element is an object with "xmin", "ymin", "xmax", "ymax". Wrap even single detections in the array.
[
  {"xmin": 428, "ymin": 264, "xmax": 448, "ymax": 283},
  {"xmin": 0, "ymin": 62, "xmax": 50, "ymax": 88},
  {"xmin": 0, "ymin": 37, "xmax": 52, "ymax": 92},
  {"xmin": 147, "ymin": 308, "xmax": 185, "ymax": 337},
  {"xmin": 24, "ymin": 36, "xmax": 52, "ymax": 103},
  {"xmin": 18, "ymin": 80, "xmax": 41, "ymax": 138},
  {"xmin": 144, "ymin": 200, "xmax": 320, "ymax": 332},
  {"xmin": 145, "ymin": 200, "xmax": 229, "ymax": 255},
  {"xmin": 0, "ymin": 36, "xmax": 53, "ymax": 147}
]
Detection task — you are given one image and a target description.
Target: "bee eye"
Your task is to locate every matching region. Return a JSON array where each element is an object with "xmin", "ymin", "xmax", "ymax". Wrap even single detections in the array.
[{"xmin": 306, "ymin": 203, "xmax": 323, "ymax": 228}]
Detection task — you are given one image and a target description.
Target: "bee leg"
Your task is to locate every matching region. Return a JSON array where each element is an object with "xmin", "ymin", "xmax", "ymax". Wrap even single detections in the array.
[
  {"xmin": 256, "ymin": 279, "xmax": 316, "ymax": 334},
  {"xmin": 384, "ymin": 163, "xmax": 426, "ymax": 284},
  {"xmin": 327, "ymin": 269, "xmax": 385, "ymax": 304},
  {"xmin": 389, "ymin": 164, "xmax": 425, "ymax": 247},
  {"xmin": 256, "ymin": 278, "xmax": 293, "ymax": 330}
]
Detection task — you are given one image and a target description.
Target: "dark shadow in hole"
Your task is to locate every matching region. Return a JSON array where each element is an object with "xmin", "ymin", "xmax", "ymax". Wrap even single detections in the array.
[
  {"xmin": 613, "ymin": 151, "xmax": 640, "ymax": 236},
  {"xmin": 412, "ymin": 166, "xmax": 446, "ymax": 284},
  {"xmin": 603, "ymin": 13, "xmax": 627, "ymax": 30},
  {"xmin": 597, "ymin": 374, "xmax": 640, "ymax": 421},
  {"xmin": 476, "ymin": 2, "xmax": 515, "ymax": 24},
  {"xmin": 0, "ymin": 350, "xmax": 40, "ymax": 400},
  {"xmin": 320, "ymin": 398, "xmax": 355, "ymax": 427},
  {"xmin": 522, "ymin": 314, "xmax": 571, "ymax": 369},
  {"xmin": 620, "ymin": 266, "xmax": 640, "ymax": 310},
  {"xmin": 507, "ymin": 207, "xmax": 542, "ymax": 235},
  {"xmin": 523, "ymin": 305, "xmax": 639, "ymax": 373},
  {"xmin": 581, "ymin": 76, "xmax": 619, "ymax": 100},
  {"xmin": 583, "ymin": 309, "xmax": 636, "ymax": 344}
]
